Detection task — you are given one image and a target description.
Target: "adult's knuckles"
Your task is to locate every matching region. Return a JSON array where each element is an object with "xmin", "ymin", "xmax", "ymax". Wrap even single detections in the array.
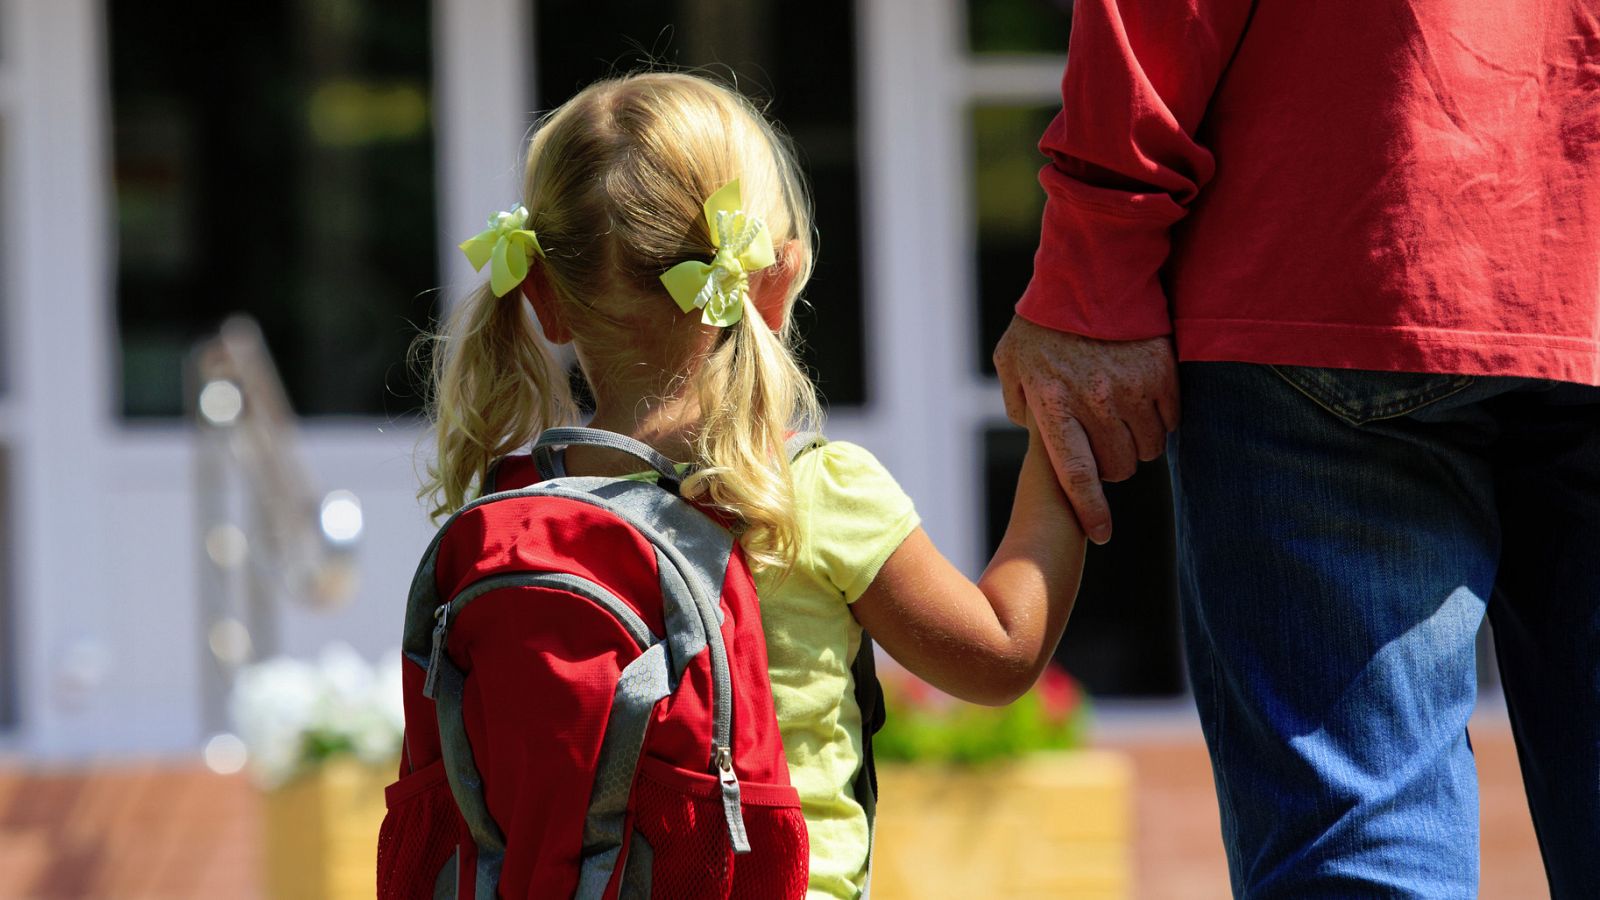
[
  {"xmin": 1002, "ymin": 398, "xmax": 1027, "ymax": 426},
  {"xmin": 1035, "ymin": 391, "xmax": 1087, "ymax": 427},
  {"xmin": 1084, "ymin": 375, "xmax": 1117, "ymax": 409},
  {"xmin": 1133, "ymin": 419, "xmax": 1167, "ymax": 448},
  {"xmin": 1060, "ymin": 458, "xmax": 1099, "ymax": 488}
]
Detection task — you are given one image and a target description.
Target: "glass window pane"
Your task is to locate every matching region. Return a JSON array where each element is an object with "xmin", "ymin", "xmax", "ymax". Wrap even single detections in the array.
[
  {"xmin": 0, "ymin": 116, "xmax": 8, "ymax": 401},
  {"xmin": 533, "ymin": 0, "xmax": 867, "ymax": 408},
  {"xmin": 972, "ymin": 104, "xmax": 1056, "ymax": 376},
  {"xmin": 111, "ymin": 0, "xmax": 438, "ymax": 418},
  {"xmin": 967, "ymin": 0, "xmax": 1072, "ymax": 55},
  {"xmin": 983, "ymin": 426, "xmax": 1183, "ymax": 697}
]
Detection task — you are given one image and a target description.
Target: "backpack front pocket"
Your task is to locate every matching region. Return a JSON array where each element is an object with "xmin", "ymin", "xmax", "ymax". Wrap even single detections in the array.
[
  {"xmin": 628, "ymin": 755, "xmax": 809, "ymax": 900},
  {"xmin": 376, "ymin": 761, "xmax": 462, "ymax": 899}
]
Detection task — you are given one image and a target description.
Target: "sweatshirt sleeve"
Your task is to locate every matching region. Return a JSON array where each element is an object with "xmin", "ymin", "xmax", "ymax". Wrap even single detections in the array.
[{"xmin": 1016, "ymin": 0, "xmax": 1254, "ymax": 340}]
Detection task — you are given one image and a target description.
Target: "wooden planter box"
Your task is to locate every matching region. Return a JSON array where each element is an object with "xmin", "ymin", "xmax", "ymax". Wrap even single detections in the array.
[
  {"xmin": 256, "ymin": 751, "xmax": 1129, "ymax": 898},
  {"xmin": 870, "ymin": 749, "xmax": 1134, "ymax": 899},
  {"xmin": 262, "ymin": 758, "xmax": 392, "ymax": 900}
]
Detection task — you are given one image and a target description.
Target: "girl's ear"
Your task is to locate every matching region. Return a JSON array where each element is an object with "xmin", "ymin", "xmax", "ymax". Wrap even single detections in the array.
[
  {"xmin": 520, "ymin": 265, "xmax": 572, "ymax": 344},
  {"xmin": 749, "ymin": 240, "xmax": 804, "ymax": 331}
]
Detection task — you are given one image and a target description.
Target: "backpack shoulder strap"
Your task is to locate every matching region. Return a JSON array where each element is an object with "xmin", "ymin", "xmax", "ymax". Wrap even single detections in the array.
[
  {"xmin": 785, "ymin": 431, "xmax": 826, "ymax": 462},
  {"xmin": 851, "ymin": 633, "xmax": 885, "ymax": 830},
  {"xmin": 535, "ymin": 427, "xmax": 684, "ymax": 492}
]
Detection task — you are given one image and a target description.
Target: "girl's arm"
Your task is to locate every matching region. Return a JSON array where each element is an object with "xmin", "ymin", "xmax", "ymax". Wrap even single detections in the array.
[{"xmin": 850, "ymin": 419, "xmax": 1087, "ymax": 706}]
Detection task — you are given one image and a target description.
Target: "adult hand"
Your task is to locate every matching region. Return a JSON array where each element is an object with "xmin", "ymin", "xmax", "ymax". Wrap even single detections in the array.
[{"xmin": 993, "ymin": 315, "xmax": 1179, "ymax": 544}]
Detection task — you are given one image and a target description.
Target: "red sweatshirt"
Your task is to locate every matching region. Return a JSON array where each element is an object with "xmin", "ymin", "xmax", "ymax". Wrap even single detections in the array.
[{"xmin": 1018, "ymin": 0, "xmax": 1600, "ymax": 386}]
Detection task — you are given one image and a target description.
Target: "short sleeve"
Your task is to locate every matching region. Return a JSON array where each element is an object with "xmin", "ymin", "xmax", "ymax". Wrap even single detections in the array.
[{"xmin": 793, "ymin": 441, "xmax": 921, "ymax": 604}]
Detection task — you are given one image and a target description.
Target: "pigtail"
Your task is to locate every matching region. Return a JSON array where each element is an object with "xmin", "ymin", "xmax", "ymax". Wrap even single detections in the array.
[
  {"xmin": 683, "ymin": 284, "xmax": 821, "ymax": 573},
  {"xmin": 420, "ymin": 280, "xmax": 577, "ymax": 520},
  {"xmin": 422, "ymin": 72, "xmax": 821, "ymax": 562}
]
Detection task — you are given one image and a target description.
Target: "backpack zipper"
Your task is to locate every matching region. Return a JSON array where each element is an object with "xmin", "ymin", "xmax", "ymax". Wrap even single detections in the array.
[
  {"xmin": 422, "ymin": 602, "xmax": 452, "ymax": 699},
  {"xmin": 715, "ymin": 744, "xmax": 751, "ymax": 853},
  {"xmin": 422, "ymin": 571, "xmax": 657, "ymax": 700}
]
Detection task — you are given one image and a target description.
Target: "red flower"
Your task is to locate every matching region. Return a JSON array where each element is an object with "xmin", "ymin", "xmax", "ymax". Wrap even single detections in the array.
[
  {"xmin": 1036, "ymin": 665, "xmax": 1080, "ymax": 724},
  {"xmin": 893, "ymin": 669, "xmax": 937, "ymax": 709}
]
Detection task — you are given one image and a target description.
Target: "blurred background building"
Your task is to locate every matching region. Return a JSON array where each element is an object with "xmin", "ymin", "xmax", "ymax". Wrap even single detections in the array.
[
  {"xmin": 0, "ymin": 2, "xmax": 1550, "ymax": 896},
  {"xmin": 4, "ymin": 0, "xmax": 1193, "ymax": 762}
]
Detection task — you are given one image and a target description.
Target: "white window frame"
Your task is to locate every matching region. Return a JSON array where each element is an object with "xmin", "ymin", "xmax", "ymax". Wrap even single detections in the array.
[
  {"xmin": 3, "ymin": 0, "xmax": 537, "ymax": 757},
  {"xmin": 858, "ymin": 0, "xmax": 1066, "ymax": 576},
  {"xmin": 5, "ymin": 0, "xmax": 1197, "ymax": 759}
]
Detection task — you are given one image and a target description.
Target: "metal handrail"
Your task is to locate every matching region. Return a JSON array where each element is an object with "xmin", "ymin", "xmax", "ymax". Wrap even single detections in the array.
[{"xmin": 189, "ymin": 315, "xmax": 361, "ymax": 734}]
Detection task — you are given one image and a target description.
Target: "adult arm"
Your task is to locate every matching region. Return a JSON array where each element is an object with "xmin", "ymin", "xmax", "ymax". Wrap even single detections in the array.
[{"xmin": 994, "ymin": 0, "xmax": 1253, "ymax": 542}]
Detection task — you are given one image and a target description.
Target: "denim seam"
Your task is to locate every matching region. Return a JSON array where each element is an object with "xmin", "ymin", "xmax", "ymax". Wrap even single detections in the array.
[
  {"xmin": 1267, "ymin": 366, "xmax": 1476, "ymax": 426},
  {"xmin": 1207, "ymin": 648, "xmax": 1236, "ymax": 878}
]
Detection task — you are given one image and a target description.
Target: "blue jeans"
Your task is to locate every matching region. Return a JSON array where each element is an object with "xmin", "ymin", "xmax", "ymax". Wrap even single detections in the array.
[{"xmin": 1169, "ymin": 362, "xmax": 1600, "ymax": 898}]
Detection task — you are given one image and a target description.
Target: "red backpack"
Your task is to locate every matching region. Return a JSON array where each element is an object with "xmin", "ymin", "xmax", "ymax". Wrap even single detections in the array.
[{"xmin": 376, "ymin": 428, "xmax": 882, "ymax": 899}]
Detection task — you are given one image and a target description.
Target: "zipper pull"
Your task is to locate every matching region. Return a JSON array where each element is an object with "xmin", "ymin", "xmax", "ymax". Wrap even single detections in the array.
[
  {"xmin": 715, "ymin": 745, "xmax": 751, "ymax": 854},
  {"xmin": 423, "ymin": 603, "xmax": 451, "ymax": 699}
]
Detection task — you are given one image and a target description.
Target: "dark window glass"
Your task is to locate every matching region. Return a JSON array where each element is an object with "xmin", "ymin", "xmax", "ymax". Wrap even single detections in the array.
[
  {"xmin": 533, "ymin": 0, "xmax": 866, "ymax": 407},
  {"xmin": 972, "ymin": 104, "xmax": 1056, "ymax": 376},
  {"xmin": 967, "ymin": 0, "xmax": 1072, "ymax": 55},
  {"xmin": 984, "ymin": 426, "xmax": 1184, "ymax": 697},
  {"xmin": 0, "ymin": 117, "xmax": 8, "ymax": 400},
  {"xmin": 111, "ymin": 0, "xmax": 438, "ymax": 418}
]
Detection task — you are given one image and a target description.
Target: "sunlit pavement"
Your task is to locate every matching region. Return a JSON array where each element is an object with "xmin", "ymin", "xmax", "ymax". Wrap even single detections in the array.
[
  {"xmin": 0, "ymin": 700, "xmax": 1548, "ymax": 899},
  {"xmin": 1099, "ymin": 695, "xmax": 1546, "ymax": 900}
]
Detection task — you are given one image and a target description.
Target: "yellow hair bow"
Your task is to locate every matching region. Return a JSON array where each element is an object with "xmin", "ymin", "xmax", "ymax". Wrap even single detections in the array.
[
  {"xmin": 660, "ymin": 180, "xmax": 775, "ymax": 327},
  {"xmin": 459, "ymin": 205, "xmax": 545, "ymax": 298}
]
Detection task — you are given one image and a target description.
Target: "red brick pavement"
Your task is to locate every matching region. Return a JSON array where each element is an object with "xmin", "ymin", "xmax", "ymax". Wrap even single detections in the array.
[
  {"xmin": 0, "ymin": 711, "xmax": 1550, "ymax": 899},
  {"xmin": 0, "ymin": 761, "xmax": 261, "ymax": 899},
  {"xmin": 1103, "ymin": 709, "xmax": 1548, "ymax": 899}
]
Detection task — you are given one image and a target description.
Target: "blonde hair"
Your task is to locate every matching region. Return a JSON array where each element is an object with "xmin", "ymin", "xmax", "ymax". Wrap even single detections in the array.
[{"xmin": 421, "ymin": 72, "xmax": 821, "ymax": 570}]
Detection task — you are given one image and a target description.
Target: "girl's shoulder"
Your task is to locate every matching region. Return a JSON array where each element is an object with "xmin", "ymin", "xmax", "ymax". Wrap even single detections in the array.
[
  {"xmin": 790, "ymin": 440, "xmax": 920, "ymax": 603},
  {"xmin": 791, "ymin": 439, "xmax": 909, "ymax": 507},
  {"xmin": 791, "ymin": 438, "xmax": 890, "ymax": 477}
]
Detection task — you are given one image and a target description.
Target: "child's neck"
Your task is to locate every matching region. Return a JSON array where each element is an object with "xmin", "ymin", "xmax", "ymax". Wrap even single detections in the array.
[{"xmin": 569, "ymin": 393, "xmax": 701, "ymax": 477}]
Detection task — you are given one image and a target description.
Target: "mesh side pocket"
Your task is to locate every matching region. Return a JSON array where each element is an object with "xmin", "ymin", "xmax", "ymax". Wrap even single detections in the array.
[
  {"xmin": 727, "ymin": 794, "xmax": 808, "ymax": 900},
  {"xmin": 631, "ymin": 757, "xmax": 808, "ymax": 900},
  {"xmin": 376, "ymin": 761, "xmax": 462, "ymax": 900},
  {"xmin": 629, "ymin": 769, "xmax": 733, "ymax": 899}
]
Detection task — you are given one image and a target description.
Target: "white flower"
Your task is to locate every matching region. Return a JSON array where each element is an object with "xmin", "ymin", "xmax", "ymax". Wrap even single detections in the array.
[
  {"xmin": 228, "ymin": 645, "xmax": 405, "ymax": 788},
  {"xmin": 374, "ymin": 650, "xmax": 406, "ymax": 733},
  {"xmin": 230, "ymin": 656, "xmax": 322, "ymax": 788},
  {"xmin": 348, "ymin": 708, "xmax": 401, "ymax": 765},
  {"xmin": 318, "ymin": 642, "xmax": 374, "ymax": 708}
]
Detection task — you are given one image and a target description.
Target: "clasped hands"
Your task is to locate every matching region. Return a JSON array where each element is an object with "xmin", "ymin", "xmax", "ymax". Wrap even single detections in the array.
[{"xmin": 992, "ymin": 316, "xmax": 1179, "ymax": 544}]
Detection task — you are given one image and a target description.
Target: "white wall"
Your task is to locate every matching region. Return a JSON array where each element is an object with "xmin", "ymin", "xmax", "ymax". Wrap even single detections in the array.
[{"xmin": 6, "ymin": 0, "xmax": 121, "ymax": 757}]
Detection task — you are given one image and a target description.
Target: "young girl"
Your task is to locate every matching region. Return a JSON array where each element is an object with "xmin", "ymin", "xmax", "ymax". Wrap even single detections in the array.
[{"xmin": 424, "ymin": 72, "xmax": 1085, "ymax": 899}]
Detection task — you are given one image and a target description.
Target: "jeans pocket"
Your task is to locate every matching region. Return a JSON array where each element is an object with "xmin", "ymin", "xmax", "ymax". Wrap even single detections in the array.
[{"xmin": 1268, "ymin": 365, "xmax": 1476, "ymax": 427}]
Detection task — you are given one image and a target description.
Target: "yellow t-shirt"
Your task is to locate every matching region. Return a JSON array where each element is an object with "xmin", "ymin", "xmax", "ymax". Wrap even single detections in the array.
[{"xmin": 752, "ymin": 441, "xmax": 920, "ymax": 900}]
